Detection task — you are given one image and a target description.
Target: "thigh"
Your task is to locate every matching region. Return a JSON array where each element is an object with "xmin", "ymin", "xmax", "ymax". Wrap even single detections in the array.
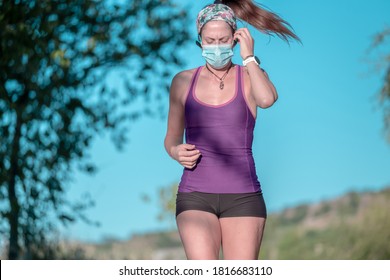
[
  {"xmin": 220, "ymin": 217, "xmax": 266, "ymax": 260},
  {"xmin": 176, "ymin": 210, "xmax": 222, "ymax": 260}
]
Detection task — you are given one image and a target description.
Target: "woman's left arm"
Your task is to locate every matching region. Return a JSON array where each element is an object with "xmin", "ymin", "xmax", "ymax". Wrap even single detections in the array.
[
  {"xmin": 234, "ymin": 28, "xmax": 278, "ymax": 108},
  {"xmin": 246, "ymin": 63, "xmax": 278, "ymax": 108}
]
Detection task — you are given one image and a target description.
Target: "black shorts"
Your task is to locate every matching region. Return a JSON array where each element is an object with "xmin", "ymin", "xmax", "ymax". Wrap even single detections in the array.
[{"xmin": 176, "ymin": 191, "xmax": 267, "ymax": 218}]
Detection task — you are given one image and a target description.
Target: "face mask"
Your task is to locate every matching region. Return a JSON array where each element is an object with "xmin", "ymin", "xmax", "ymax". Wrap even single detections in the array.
[{"xmin": 201, "ymin": 44, "xmax": 234, "ymax": 69}]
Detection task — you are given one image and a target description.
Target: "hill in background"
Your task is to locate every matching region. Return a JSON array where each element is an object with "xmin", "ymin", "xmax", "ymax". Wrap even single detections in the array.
[
  {"xmin": 61, "ymin": 186, "xmax": 390, "ymax": 259},
  {"xmin": 260, "ymin": 187, "xmax": 390, "ymax": 259}
]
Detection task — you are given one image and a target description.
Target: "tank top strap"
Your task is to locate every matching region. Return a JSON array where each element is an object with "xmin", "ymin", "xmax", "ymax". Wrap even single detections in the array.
[
  {"xmin": 236, "ymin": 65, "xmax": 245, "ymax": 102},
  {"xmin": 237, "ymin": 65, "xmax": 242, "ymax": 87},
  {"xmin": 187, "ymin": 67, "xmax": 202, "ymax": 101}
]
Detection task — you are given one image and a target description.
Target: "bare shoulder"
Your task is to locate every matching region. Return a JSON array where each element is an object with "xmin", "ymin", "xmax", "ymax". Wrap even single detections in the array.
[
  {"xmin": 170, "ymin": 68, "xmax": 199, "ymax": 104},
  {"xmin": 171, "ymin": 68, "xmax": 197, "ymax": 88}
]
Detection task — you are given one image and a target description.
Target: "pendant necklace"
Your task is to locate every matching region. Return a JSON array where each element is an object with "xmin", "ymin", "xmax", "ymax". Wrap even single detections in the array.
[{"xmin": 205, "ymin": 64, "xmax": 232, "ymax": 90}]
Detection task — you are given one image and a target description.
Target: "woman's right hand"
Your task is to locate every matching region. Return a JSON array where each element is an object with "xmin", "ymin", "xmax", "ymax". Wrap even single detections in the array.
[{"xmin": 171, "ymin": 144, "xmax": 201, "ymax": 169}]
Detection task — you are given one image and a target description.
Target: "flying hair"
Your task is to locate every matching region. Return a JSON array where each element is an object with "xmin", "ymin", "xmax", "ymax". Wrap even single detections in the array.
[{"xmin": 213, "ymin": 0, "xmax": 300, "ymax": 43}]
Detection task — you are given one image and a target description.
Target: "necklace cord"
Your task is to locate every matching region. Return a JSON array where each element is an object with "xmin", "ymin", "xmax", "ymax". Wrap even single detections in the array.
[{"xmin": 205, "ymin": 63, "xmax": 233, "ymax": 90}]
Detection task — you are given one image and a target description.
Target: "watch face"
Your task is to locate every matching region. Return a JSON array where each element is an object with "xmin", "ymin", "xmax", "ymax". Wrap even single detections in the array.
[{"xmin": 254, "ymin": 56, "xmax": 260, "ymax": 64}]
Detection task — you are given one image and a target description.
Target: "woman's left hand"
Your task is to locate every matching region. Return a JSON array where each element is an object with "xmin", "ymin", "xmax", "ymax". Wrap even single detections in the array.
[{"xmin": 233, "ymin": 28, "xmax": 255, "ymax": 59}]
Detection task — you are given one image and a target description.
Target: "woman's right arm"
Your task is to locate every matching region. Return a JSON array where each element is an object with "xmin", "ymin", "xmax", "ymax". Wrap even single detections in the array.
[{"xmin": 164, "ymin": 71, "xmax": 201, "ymax": 169}]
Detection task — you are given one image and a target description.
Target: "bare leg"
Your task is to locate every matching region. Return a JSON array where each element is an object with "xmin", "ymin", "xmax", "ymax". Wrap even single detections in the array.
[
  {"xmin": 220, "ymin": 217, "xmax": 266, "ymax": 260},
  {"xmin": 176, "ymin": 210, "xmax": 221, "ymax": 259}
]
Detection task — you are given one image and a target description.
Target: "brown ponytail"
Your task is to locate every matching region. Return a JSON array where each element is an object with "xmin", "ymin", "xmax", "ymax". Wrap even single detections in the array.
[{"xmin": 217, "ymin": 0, "xmax": 300, "ymax": 42}]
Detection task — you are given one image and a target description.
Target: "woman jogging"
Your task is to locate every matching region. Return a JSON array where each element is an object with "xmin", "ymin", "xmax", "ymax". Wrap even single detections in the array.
[{"xmin": 164, "ymin": 0, "xmax": 299, "ymax": 259}]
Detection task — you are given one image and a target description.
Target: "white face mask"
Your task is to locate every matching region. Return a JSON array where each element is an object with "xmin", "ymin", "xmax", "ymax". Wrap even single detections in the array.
[{"xmin": 201, "ymin": 44, "xmax": 234, "ymax": 69}]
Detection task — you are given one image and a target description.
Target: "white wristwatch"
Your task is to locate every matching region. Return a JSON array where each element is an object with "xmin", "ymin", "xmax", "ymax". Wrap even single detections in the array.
[{"xmin": 243, "ymin": 55, "xmax": 260, "ymax": 67}]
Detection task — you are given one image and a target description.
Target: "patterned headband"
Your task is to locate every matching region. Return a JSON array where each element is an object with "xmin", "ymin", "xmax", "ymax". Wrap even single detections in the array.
[{"xmin": 196, "ymin": 4, "xmax": 237, "ymax": 35}]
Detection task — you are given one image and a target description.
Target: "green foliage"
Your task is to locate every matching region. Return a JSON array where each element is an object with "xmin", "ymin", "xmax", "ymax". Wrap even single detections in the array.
[
  {"xmin": 370, "ymin": 27, "xmax": 390, "ymax": 143},
  {"xmin": 157, "ymin": 183, "xmax": 177, "ymax": 222},
  {"xmin": 314, "ymin": 202, "xmax": 331, "ymax": 217},
  {"xmin": 0, "ymin": 0, "xmax": 190, "ymax": 259},
  {"xmin": 260, "ymin": 188, "xmax": 390, "ymax": 259},
  {"xmin": 155, "ymin": 231, "xmax": 182, "ymax": 249},
  {"xmin": 279, "ymin": 204, "xmax": 308, "ymax": 225}
]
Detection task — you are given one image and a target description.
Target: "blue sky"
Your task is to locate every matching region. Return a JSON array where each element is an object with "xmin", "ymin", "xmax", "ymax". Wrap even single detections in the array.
[{"xmin": 64, "ymin": 0, "xmax": 390, "ymax": 242}]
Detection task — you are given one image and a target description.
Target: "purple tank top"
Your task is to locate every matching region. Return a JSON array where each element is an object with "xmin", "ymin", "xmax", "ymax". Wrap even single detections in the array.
[{"xmin": 178, "ymin": 65, "xmax": 261, "ymax": 194}]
